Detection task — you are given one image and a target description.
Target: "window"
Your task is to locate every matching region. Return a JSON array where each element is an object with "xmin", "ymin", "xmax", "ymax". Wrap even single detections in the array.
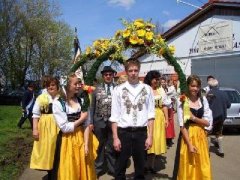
[{"xmin": 224, "ymin": 90, "xmax": 240, "ymax": 103}]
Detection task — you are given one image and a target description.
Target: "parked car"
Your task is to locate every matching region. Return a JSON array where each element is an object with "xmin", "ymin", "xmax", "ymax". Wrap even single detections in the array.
[{"xmin": 219, "ymin": 87, "xmax": 240, "ymax": 129}]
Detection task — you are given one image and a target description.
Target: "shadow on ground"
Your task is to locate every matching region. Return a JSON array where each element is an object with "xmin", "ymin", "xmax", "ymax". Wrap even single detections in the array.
[
  {"xmin": 223, "ymin": 127, "xmax": 240, "ymax": 136},
  {"xmin": 125, "ymin": 155, "xmax": 172, "ymax": 180}
]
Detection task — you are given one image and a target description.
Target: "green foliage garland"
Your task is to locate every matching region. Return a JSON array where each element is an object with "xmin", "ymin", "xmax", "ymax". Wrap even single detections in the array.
[
  {"xmin": 69, "ymin": 19, "xmax": 187, "ymax": 93},
  {"xmin": 84, "ymin": 48, "xmax": 116, "ymax": 85}
]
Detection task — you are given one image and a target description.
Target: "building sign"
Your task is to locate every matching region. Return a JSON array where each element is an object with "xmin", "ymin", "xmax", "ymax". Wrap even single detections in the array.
[
  {"xmin": 189, "ymin": 32, "xmax": 240, "ymax": 55},
  {"xmin": 198, "ymin": 21, "xmax": 233, "ymax": 54}
]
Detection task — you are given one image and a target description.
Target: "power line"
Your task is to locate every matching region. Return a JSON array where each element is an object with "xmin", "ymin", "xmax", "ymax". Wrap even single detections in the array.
[{"xmin": 176, "ymin": 0, "xmax": 203, "ymax": 9}]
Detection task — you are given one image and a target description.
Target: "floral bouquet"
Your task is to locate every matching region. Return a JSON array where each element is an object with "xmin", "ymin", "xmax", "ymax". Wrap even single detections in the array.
[
  {"xmin": 180, "ymin": 94, "xmax": 191, "ymax": 124},
  {"xmin": 81, "ymin": 19, "xmax": 176, "ymax": 61}
]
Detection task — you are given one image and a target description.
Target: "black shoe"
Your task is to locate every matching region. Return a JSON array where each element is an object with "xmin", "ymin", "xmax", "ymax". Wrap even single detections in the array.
[
  {"xmin": 107, "ymin": 171, "xmax": 114, "ymax": 177},
  {"xmin": 144, "ymin": 167, "xmax": 150, "ymax": 174},
  {"xmin": 17, "ymin": 123, "xmax": 22, "ymax": 128},
  {"xmin": 149, "ymin": 167, "xmax": 157, "ymax": 174},
  {"xmin": 216, "ymin": 152, "xmax": 224, "ymax": 158},
  {"xmin": 97, "ymin": 171, "xmax": 106, "ymax": 178},
  {"xmin": 213, "ymin": 141, "xmax": 219, "ymax": 148},
  {"xmin": 167, "ymin": 139, "xmax": 174, "ymax": 147},
  {"xmin": 167, "ymin": 143, "xmax": 173, "ymax": 148}
]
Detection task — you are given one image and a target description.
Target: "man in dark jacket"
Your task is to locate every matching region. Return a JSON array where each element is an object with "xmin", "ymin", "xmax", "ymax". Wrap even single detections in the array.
[
  {"xmin": 17, "ymin": 82, "xmax": 35, "ymax": 129},
  {"xmin": 90, "ymin": 66, "xmax": 116, "ymax": 177},
  {"xmin": 207, "ymin": 79, "xmax": 231, "ymax": 157}
]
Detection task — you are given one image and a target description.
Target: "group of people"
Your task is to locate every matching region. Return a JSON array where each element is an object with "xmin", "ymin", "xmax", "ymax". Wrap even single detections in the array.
[
  {"xmin": 16, "ymin": 57, "xmax": 230, "ymax": 180},
  {"xmin": 91, "ymin": 60, "xmax": 178, "ymax": 179},
  {"xmin": 24, "ymin": 75, "xmax": 98, "ymax": 179}
]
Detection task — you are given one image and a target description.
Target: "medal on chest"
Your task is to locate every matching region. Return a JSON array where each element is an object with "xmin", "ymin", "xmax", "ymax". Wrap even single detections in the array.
[{"xmin": 96, "ymin": 87, "xmax": 112, "ymax": 120}]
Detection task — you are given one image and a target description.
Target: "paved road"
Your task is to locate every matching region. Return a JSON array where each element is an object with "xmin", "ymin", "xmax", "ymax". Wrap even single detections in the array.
[{"xmin": 19, "ymin": 123, "xmax": 240, "ymax": 180}]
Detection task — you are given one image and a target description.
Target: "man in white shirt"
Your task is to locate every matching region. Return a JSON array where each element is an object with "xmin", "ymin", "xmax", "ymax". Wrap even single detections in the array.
[{"xmin": 110, "ymin": 58, "xmax": 155, "ymax": 180}]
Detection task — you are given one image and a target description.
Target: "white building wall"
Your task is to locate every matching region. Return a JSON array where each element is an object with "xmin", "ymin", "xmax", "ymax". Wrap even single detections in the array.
[
  {"xmin": 140, "ymin": 15, "xmax": 240, "ymax": 78},
  {"xmin": 168, "ymin": 15, "xmax": 240, "ymax": 56}
]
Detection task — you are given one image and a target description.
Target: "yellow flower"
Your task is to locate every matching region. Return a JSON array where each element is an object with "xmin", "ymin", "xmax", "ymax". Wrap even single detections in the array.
[
  {"xmin": 123, "ymin": 29, "xmax": 131, "ymax": 38},
  {"xmin": 129, "ymin": 35, "xmax": 139, "ymax": 45},
  {"xmin": 134, "ymin": 19, "xmax": 145, "ymax": 28},
  {"xmin": 85, "ymin": 46, "xmax": 91, "ymax": 55},
  {"xmin": 134, "ymin": 19, "xmax": 144, "ymax": 23},
  {"xmin": 138, "ymin": 38, "xmax": 144, "ymax": 45},
  {"xmin": 134, "ymin": 21, "xmax": 144, "ymax": 28},
  {"xmin": 101, "ymin": 40, "xmax": 110, "ymax": 50},
  {"xmin": 37, "ymin": 93, "xmax": 49, "ymax": 112},
  {"xmin": 94, "ymin": 50, "xmax": 101, "ymax": 57},
  {"xmin": 157, "ymin": 35, "xmax": 165, "ymax": 44},
  {"xmin": 93, "ymin": 40, "xmax": 101, "ymax": 48},
  {"xmin": 115, "ymin": 30, "xmax": 122, "ymax": 37},
  {"xmin": 146, "ymin": 22, "xmax": 155, "ymax": 29},
  {"xmin": 169, "ymin": 45, "xmax": 176, "ymax": 54},
  {"xmin": 145, "ymin": 32, "xmax": 154, "ymax": 41},
  {"xmin": 137, "ymin": 29, "xmax": 146, "ymax": 37}
]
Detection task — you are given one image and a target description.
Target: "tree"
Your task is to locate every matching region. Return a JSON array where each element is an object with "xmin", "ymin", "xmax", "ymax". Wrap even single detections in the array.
[
  {"xmin": 0, "ymin": 0, "xmax": 22, "ymax": 89},
  {"xmin": 0, "ymin": 0, "xmax": 74, "ymax": 90}
]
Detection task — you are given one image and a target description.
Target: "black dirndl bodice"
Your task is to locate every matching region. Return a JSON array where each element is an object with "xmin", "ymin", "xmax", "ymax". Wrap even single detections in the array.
[
  {"xmin": 67, "ymin": 112, "xmax": 81, "ymax": 122},
  {"xmin": 40, "ymin": 103, "xmax": 53, "ymax": 114}
]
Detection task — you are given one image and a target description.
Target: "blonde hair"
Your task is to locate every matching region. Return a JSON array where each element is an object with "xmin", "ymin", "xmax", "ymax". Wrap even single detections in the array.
[
  {"xmin": 124, "ymin": 58, "xmax": 141, "ymax": 71},
  {"xmin": 60, "ymin": 73, "xmax": 81, "ymax": 100}
]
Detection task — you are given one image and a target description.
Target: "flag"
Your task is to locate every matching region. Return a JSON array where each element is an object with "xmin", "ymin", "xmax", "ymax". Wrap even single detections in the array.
[
  {"xmin": 73, "ymin": 29, "xmax": 81, "ymax": 63},
  {"xmin": 73, "ymin": 28, "xmax": 84, "ymax": 83}
]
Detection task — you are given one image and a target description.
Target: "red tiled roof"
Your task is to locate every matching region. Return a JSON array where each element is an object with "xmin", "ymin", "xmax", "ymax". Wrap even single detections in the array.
[{"xmin": 115, "ymin": 71, "xmax": 126, "ymax": 77}]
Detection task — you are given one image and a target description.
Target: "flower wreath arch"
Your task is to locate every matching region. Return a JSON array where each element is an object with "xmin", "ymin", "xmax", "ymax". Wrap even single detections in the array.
[{"xmin": 70, "ymin": 19, "xmax": 187, "ymax": 93}]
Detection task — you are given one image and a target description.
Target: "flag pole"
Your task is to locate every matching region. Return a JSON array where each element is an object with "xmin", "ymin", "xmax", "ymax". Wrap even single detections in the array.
[
  {"xmin": 73, "ymin": 27, "xmax": 82, "ymax": 64},
  {"xmin": 73, "ymin": 27, "xmax": 85, "ymax": 83}
]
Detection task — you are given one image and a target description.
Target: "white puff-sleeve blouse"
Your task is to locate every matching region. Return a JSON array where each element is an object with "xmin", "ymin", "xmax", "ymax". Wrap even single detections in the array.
[
  {"xmin": 52, "ymin": 99, "xmax": 81, "ymax": 133},
  {"xmin": 177, "ymin": 96, "xmax": 213, "ymax": 129}
]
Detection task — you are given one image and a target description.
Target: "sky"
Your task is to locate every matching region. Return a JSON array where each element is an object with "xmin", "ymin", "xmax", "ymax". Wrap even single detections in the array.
[{"xmin": 58, "ymin": 0, "xmax": 208, "ymax": 50}]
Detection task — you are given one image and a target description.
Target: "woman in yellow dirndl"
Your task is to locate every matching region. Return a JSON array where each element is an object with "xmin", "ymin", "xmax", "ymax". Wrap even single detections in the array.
[
  {"xmin": 30, "ymin": 77, "xmax": 60, "ymax": 175},
  {"xmin": 144, "ymin": 71, "xmax": 169, "ymax": 173},
  {"xmin": 52, "ymin": 73, "xmax": 98, "ymax": 180},
  {"xmin": 173, "ymin": 75, "xmax": 213, "ymax": 180}
]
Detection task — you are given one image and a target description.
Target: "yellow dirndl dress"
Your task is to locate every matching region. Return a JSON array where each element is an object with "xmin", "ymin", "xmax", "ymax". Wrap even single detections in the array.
[
  {"xmin": 57, "ymin": 127, "xmax": 99, "ymax": 180},
  {"xmin": 57, "ymin": 110, "xmax": 99, "ymax": 180},
  {"xmin": 148, "ymin": 93, "xmax": 167, "ymax": 155},
  {"xmin": 177, "ymin": 106, "xmax": 212, "ymax": 180},
  {"xmin": 30, "ymin": 98, "xmax": 59, "ymax": 170}
]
